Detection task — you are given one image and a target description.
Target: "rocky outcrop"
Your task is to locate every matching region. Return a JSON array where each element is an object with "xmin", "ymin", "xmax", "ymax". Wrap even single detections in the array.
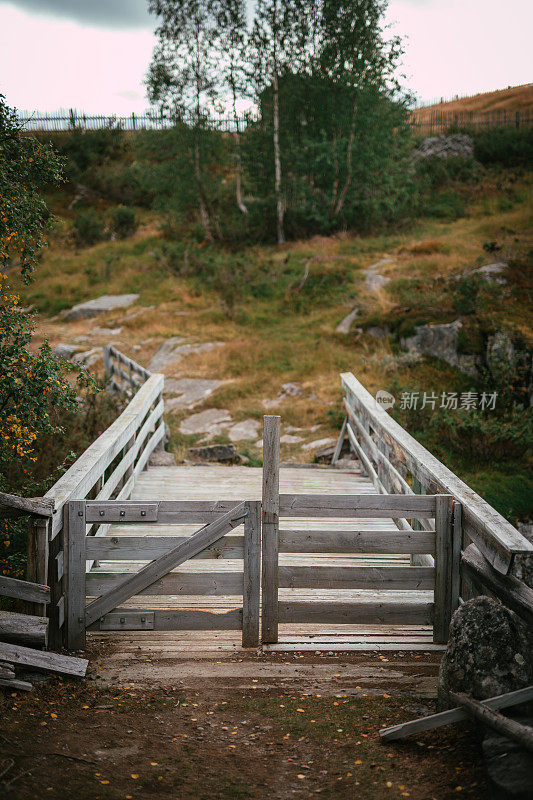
[
  {"xmin": 402, "ymin": 319, "xmax": 463, "ymax": 366},
  {"xmin": 149, "ymin": 338, "xmax": 224, "ymax": 371},
  {"xmin": 61, "ymin": 294, "xmax": 139, "ymax": 321},
  {"xmin": 188, "ymin": 444, "xmax": 237, "ymax": 463},
  {"xmin": 413, "ymin": 134, "xmax": 474, "ymax": 160},
  {"xmin": 164, "ymin": 378, "xmax": 225, "ymax": 411},
  {"xmin": 438, "ymin": 597, "xmax": 532, "ymax": 709}
]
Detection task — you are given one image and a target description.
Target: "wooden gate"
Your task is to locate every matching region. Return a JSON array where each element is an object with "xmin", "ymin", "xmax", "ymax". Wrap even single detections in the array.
[{"xmin": 64, "ymin": 499, "xmax": 261, "ymax": 650}]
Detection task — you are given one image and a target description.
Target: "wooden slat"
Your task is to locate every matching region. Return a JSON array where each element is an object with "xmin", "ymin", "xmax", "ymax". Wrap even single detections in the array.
[
  {"xmin": 279, "ymin": 493, "xmax": 436, "ymax": 518},
  {"xmin": 84, "ymin": 502, "xmax": 246, "ymax": 627},
  {"xmin": 433, "ymin": 495, "xmax": 454, "ymax": 643},
  {"xmin": 331, "ymin": 416, "xmax": 347, "ymax": 465},
  {"xmin": 341, "ymin": 372, "xmax": 533, "ymax": 573},
  {"xmin": 279, "ymin": 600, "xmax": 433, "ymax": 625},
  {"xmin": 86, "ymin": 571, "xmax": 243, "ymax": 596},
  {"xmin": 0, "ymin": 641, "xmax": 88, "ymax": 677},
  {"xmin": 99, "ymin": 611, "xmax": 154, "ymax": 630},
  {"xmin": 279, "ymin": 529, "xmax": 435, "ymax": 554},
  {"xmin": 89, "ymin": 608, "xmax": 243, "ymax": 631},
  {"xmin": 262, "ymin": 415, "xmax": 280, "ymax": 644},
  {"xmin": 264, "ymin": 642, "xmax": 445, "ymax": 652},
  {"xmin": 0, "ymin": 575, "xmax": 50, "ymax": 605},
  {"xmin": 346, "ymin": 423, "xmax": 385, "ymax": 495},
  {"xmin": 0, "ymin": 610, "xmax": 48, "ymax": 648},
  {"xmin": 86, "ymin": 502, "xmax": 159, "ymax": 523},
  {"xmin": 242, "ymin": 501, "xmax": 261, "ymax": 647},
  {"xmin": 0, "ymin": 491, "xmax": 54, "ymax": 519},
  {"xmin": 278, "ymin": 565, "xmax": 434, "ymax": 590},
  {"xmin": 85, "ymin": 535, "xmax": 245, "ymax": 560},
  {"xmin": 65, "ymin": 501, "xmax": 87, "ymax": 650}
]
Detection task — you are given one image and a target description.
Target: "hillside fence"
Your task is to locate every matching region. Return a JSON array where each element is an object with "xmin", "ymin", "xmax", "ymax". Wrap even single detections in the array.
[{"xmin": 15, "ymin": 107, "xmax": 533, "ymax": 135}]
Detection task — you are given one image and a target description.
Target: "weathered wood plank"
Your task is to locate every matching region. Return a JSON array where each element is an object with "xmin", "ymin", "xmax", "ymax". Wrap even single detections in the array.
[
  {"xmin": 264, "ymin": 642, "xmax": 445, "ymax": 652},
  {"xmin": 450, "ymin": 691, "xmax": 533, "ymax": 752},
  {"xmin": 279, "ymin": 493, "xmax": 436, "ymax": 518},
  {"xmin": 85, "ymin": 502, "xmax": 159, "ymax": 523},
  {"xmin": 278, "ymin": 565, "xmax": 434, "ymax": 590},
  {"xmin": 88, "ymin": 608, "xmax": 243, "ymax": 631},
  {"xmin": 279, "ymin": 600, "xmax": 433, "ymax": 625},
  {"xmin": 242, "ymin": 501, "xmax": 261, "ymax": 647},
  {"xmin": 279, "ymin": 529, "xmax": 435, "ymax": 554},
  {"xmin": 380, "ymin": 686, "xmax": 533, "ymax": 741},
  {"xmin": 86, "ymin": 571, "xmax": 243, "ymax": 597},
  {"xmin": 84, "ymin": 502, "xmax": 246, "ymax": 627},
  {"xmin": 0, "ymin": 642, "xmax": 88, "ymax": 677},
  {"xmin": 65, "ymin": 501, "xmax": 87, "ymax": 650},
  {"xmin": 341, "ymin": 372, "xmax": 533, "ymax": 573},
  {"xmin": 461, "ymin": 544, "xmax": 533, "ymax": 627},
  {"xmin": 0, "ymin": 677, "xmax": 33, "ymax": 691},
  {"xmin": 99, "ymin": 611, "xmax": 154, "ymax": 630},
  {"xmin": 331, "ymin": 416, "xmax": 347, "ymax": 465},
  {"xmin": 0, "ymin": 491, "xmax": 54, "ymax": 519},
  {"xmin": 85, "ymin": 535, "xmax": 245, "ymax": 560},
  {"xmin": 0, "ymin": 575, "xmax": 50, "ymax": 605},
  {"xmin": 434, "ymin": 495, "xmax": 454, "ymax": 643},
  {"xmin": 262, "ymin": 415, "xmax": 280, "ymax": 644},
  {"xmin": 0, "ymin": 610, "xmax": 48, "ymax": 648}
]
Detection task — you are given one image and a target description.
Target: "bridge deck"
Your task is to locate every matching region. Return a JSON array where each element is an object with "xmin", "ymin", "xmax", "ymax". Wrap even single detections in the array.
[{"xmin": 88, "ymin": 465, "xmax": 440, "ymax": 653}]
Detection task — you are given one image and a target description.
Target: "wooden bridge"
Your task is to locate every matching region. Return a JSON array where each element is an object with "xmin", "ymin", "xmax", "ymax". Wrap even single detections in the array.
[{"xmin": 4, "ymin": 346, "xmax": 532, "ymax": 662}]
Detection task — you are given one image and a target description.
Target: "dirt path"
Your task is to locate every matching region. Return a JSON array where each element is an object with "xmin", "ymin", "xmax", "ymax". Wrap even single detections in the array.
[{"xmin": 1, "ymin": 642, "xmax": 488, "ymax": 799}]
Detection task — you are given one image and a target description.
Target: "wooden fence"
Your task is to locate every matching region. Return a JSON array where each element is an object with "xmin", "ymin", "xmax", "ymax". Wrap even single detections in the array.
[
  {"xmin": 16, "ymin": 108, "xmax": 533, "ymax": 134},
  {"xmin": 336, "ymin": 373, "xmax": 533, "ymax": 629},
  {"xmin": 26, "ymin": 349, "xmax": 165, "ymax": 649}
]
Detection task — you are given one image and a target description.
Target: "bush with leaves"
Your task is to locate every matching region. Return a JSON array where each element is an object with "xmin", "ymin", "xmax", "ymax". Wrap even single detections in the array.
[
  {"xmin": 73, "ymin": 207, "xmax": 107, "ymax": 245},
  {"xmin": 109, "ymin": 205, "xmax": 138, "ymax": 238}
]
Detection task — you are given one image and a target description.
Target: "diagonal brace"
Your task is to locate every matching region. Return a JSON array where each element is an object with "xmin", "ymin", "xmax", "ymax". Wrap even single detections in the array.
[{"xmin": 85, "ymin": 502, "xmax": 246, "ymax": 627}]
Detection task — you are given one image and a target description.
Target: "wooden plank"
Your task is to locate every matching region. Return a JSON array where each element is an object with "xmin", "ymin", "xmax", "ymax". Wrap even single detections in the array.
[
  {"xmin": 279, "ymin": 493, "xmax": 436, "ymax": 518},
  {"xmin": 99, "ymin": 611, "xmax": 154, "ymax": 630},
  {"xmin": 279, "ymin": 600, "xmax": 433, "ymax": 625},
  {"xmin": 85, "ymin": 502, "xmax": 246, "ymax": 627},
  {"xmin": 451, "ymin": 502, "xmax": 462, "ymax": 615},
  {"xmin": 86, "ymin": 571, "xmax": 244, "ymax": 596},
  {"xmin": 0, "ymin": 610, "xmax": 48, "ymax": 648},
  {"xmin": 262, "ymin": 415, "xmax": 280, "ymax": 644},
  {"xmin": 279, "ymin": 529, "xmax": 435, "ymax": 554},
  {"xmin": 0, "ymin": 677, "xmax": 33, "ymax": 692},
  {"xmin": 450, "ymin": 691, "xmax": 533, "ymax": 752},
  {"xmin": 56, "ymin": 550, "xmax": 64, "ymax": 582},
  {"xmin": 346, "ymin": 423, "xmax": 385, "ymax": 495},
  {"xmin": 57, "ymin": 595, "xmax": 65, "ymax": 629},
  {"xmin": 433, "ymin": 495, "xmax": 454, "ymax": 643},
  {"xmin": 263, "ymin": 642, "xmax": 445, "ymax": 652},
  {"xmin": 46, "ymin": 521, "xmax": 63, "ymax": 650},
  {"xmin": 86, "ymin": 535, "xmax": 245, "ymax": 560},
  {"xmin": 86, "ymin": 502, "xmax": 158, "ymax": 523},
  {"xmin": 0, "ymin": 641, "xmax": 88, "ymax": 677},
  {"xmin": 242, "ymin": 500, "xmax": 261, "ymax": 647},
  {"xmin": 88, "ymin": 608, "xmax": 243, "ymax": 631},
  {"xmin": 0, "ymin": 575, "xmax": 50, "ymax": 605},
  {"xmin": 341, "ymin": 372, "xmax": 533, "ymax": 573},
  {"xmin": 133, "ymin": 420, "xmax": 166, "ymax": 477},
  {"xmin": 65, "ymin": 500, "xmax": 87, "ymax": 650},
  {"xmin": 278, "ymin": 565, "xmax": 434, "ymax": 590},
  {"xmin": 25, "ymin": 517, "xmax": 48, "ymax": 616},
  {"xmin": 0, "ymin": 491, "xmax": 54, "ymax": 519},
  {"xmin": 331, "ymin": 417, "xmax": 347, "ymax": 465},
  {"xmin": 380, "ymin": 685, "xmax": 533, "ymax": 741},
  {"xmin": 45, "ymin": 374, "xmax": 164, "ymax": 538},
  {"xmin": 461, "ymin": 544, "xmax": 533, "ymax": 628}
]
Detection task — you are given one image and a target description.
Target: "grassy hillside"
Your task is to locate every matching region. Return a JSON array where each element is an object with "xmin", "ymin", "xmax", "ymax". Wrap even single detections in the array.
[
  {"xmin": 9, "ymin": 128, "xmax": 533, "ymax": 527},
  {"xmin": 413, "ymin": 82, "xmax": 533, "ymax": 122}
]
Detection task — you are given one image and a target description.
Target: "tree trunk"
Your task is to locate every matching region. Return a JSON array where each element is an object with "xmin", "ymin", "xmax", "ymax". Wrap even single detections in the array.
[
  {"xmin": 194, "ymin": 130, "xmax": 214, "ymax": 242},
  {"xmin": 333, "ymin": 98, "xmax": 358, "ymax": 217},
  {"xmin": 232, "ymin": 91, "xmax": 248, "ymax": 215},
  {"xmin": 272, "ymin": 68, "xmax": 285, "ymax": 245}
]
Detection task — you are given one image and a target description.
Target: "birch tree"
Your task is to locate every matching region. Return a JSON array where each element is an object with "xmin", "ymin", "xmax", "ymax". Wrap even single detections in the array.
[{"xmin": 146, "ymin": 0, "xmax": 220, "ymax": 240}]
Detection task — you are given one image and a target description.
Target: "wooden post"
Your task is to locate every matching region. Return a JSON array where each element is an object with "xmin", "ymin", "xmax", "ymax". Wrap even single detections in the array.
[
  {"xmin": 434, "ymin": 494, "xmax": 454, "ymax": 644},
  {"xmin": 65, "ymin": 501, "xmax": 87, "ymax": 650},
  {"xmin": 242, "ymin": 500, "xmax": 261, "ymax": 648},
  {"xmin": 47, "ymin": 520, "xmax": 63, "ymax": 651},
  {"xmin": 331, "ymin": 417, "xmax": 347, "ymax": 465},
  {"xmin": 411, "ymin": 476, "xmax": 431, "ymax": 567},
  {"xmin": 26, "ymin": 517, "xmax": 48, "ymax": 617},
  {"xmin": 262, "ymin": 415, "xmax": 280, "ymax": 644},
  {"xmin": 451, "ymin": 501, "xmax": 462, "ymax": 612}
]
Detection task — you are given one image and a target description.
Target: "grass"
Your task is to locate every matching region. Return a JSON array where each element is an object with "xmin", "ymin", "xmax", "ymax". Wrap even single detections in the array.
[{"xmin": 11, "ymin": 167, "xmax": 533, "ymax": 523}]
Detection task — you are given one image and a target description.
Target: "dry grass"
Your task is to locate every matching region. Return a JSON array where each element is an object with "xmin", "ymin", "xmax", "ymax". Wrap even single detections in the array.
[{"xmin": 412, "ymin": 82, "xmax": 533, "ymax": 123}]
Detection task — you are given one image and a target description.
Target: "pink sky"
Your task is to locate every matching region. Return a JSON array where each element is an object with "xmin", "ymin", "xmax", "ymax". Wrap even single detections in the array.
[{"xmin": 0, "ymin": 0, "xmax": 531, "ymax": 114}]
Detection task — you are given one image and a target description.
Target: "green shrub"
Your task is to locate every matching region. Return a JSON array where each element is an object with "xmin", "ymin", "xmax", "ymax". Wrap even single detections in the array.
[
  {"xmin": 73, "ymin": 208, "xmax": 107, "ymax": 245},
  {"xmin": 472, "ymin": 127, "xmax": 533, "ymax": 168},
  {"xmin": 109, "ymin": 205, "xmax": 138, "ymax": 239},
  {"xmin": 424, "ymin": 190, "xmax": 466, "ymax": 220}
]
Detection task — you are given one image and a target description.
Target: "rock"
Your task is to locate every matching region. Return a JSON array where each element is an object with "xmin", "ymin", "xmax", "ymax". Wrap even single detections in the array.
[
  {"xmin": 89, "ymin": 326, "xmax": 123, "ymax": 336},
  {"xmin": 164, "ymin": 378, "xmax": 225, "ymax": 411},
  {"xmin": 513, "ymin": 522, "xmax": 533, "ymax": 589},
  {"xmin": 52, "ymin": 343, "xmax": 80, "ymax": 361},
  {"xmin": 482, "ymin": 723, "xmax": 533, "ymax": 800},
  {"xmin": 472, "ymin": 262, "xmax": 508, "ymax": 284},
  {"xmin": 280, "ymin": 434, "xmax": 303, "ymax": 444},
  {"xmin": 149, "ymin": 450, "xmax": 177, "ymax": 466},
  {"xmin": 61, "ymin": 294, "xmax": 139, "ymax": 321},
  {"xmin": 366, "ymin": 326, "xmax": 390, "ymax": 339},
  {"xmin": 302, "ymin": 437, "xmax": 336, "ymax": 451},
  {"xmin": 336, "ymin": 307, "xmax": 359, "ymax": 334},
  {"xmin": 149, "ymin": 339, "xmax": 224, "ymax": 371},
  {"xmin": 228, "ymin": 419, "xmax": 261, "ymax": 442},
  {"xmin": 413, "ymin": 134, "xmax": 474, "ymax": 161},
  {"xmin": 362, "ymin": 257, "xmax": 394, "ymax": 293},
  {"xmin": 188, "ymin": 444, "xmax": 237, "ymax": 463},
  {"xmin": 281, "ymin": 382, "xmax": 303, "ymax": 397},
  {"xmin": 73, "ymin": 347, "xmax": 101, "ymax": 368},
  {"xmin": 437, "ymin": 597, "xmax": 533, "ymax": 709},
  {"xmin": 402, "ymin": 319, "xmax": 463, "ymax": 366},
  {"xmin": 180, "ymin": 409, "xmax": 232, "ymax": 437}
]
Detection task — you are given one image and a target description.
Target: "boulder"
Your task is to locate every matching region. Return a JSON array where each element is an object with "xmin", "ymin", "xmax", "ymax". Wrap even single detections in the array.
[
  {"xmin": 52, "ymin": 343, "xmax": 80, "ymax": 361},
  {"xmin": 61, "ymin": 294, "xmax": 139, "ymax": 321},
  {"xmin": 280, "ymin": 434, "xmax": 304, "ymax": 444},
  {"xmin": 402, "ymin": 319, "xmax": 463, "ymax": 367},
  {"xmin": 149, "ymin": 451, "xmax": 177, "ymax": 466},
  {"xmin": 336, "ymin": 307, "xmax": 359, "ymax": 334},
  {"xmin": 413, "ymin": 134, "xmax": 474, "ymax": 160},
  {"xmin": 513, "ymin": 522, "xmax": 533, "ymax": 589},
  {"xmin": 164, "ymin": 378, "xmax": 225, "ymax": 411},
  {"xmin": 302, "ymin": 437, "xmax": 336, "ymax": 451},
  {"xmin": 438, "ymin": 597, "xmax": 532, "ymax": 709},
  {"xmin": 188, "ymin": 444, "xmax": 237, "ymax": 463},
  {"xmin": 180, "ymin": 409, "xmax": 232, "ymax": 438},
  {"xmin": 149, "ymin": 339, "xmax": 224, "ymax": 372},
  {"xmin": 472, "ymin": 262, "xmax": 508, "ymax": 284},
  {"xmin": 228, "ymin": 419, "xmax": 261, "ymax": 442}
]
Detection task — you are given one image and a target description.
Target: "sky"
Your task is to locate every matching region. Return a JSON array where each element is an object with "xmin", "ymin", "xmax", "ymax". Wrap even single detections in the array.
[{"xmin": 0, "ymin": 0, "xmax": 531, "ymax": 116}]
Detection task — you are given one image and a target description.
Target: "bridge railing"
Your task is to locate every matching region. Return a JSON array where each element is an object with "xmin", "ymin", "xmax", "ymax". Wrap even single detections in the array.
[
  {"xmin": 27, "ymin": 348, "xmax": 165, "ymax": 648},
  {"xmin": 338, "ymin": 372, "xmax": 533, "ymax": 627}
]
